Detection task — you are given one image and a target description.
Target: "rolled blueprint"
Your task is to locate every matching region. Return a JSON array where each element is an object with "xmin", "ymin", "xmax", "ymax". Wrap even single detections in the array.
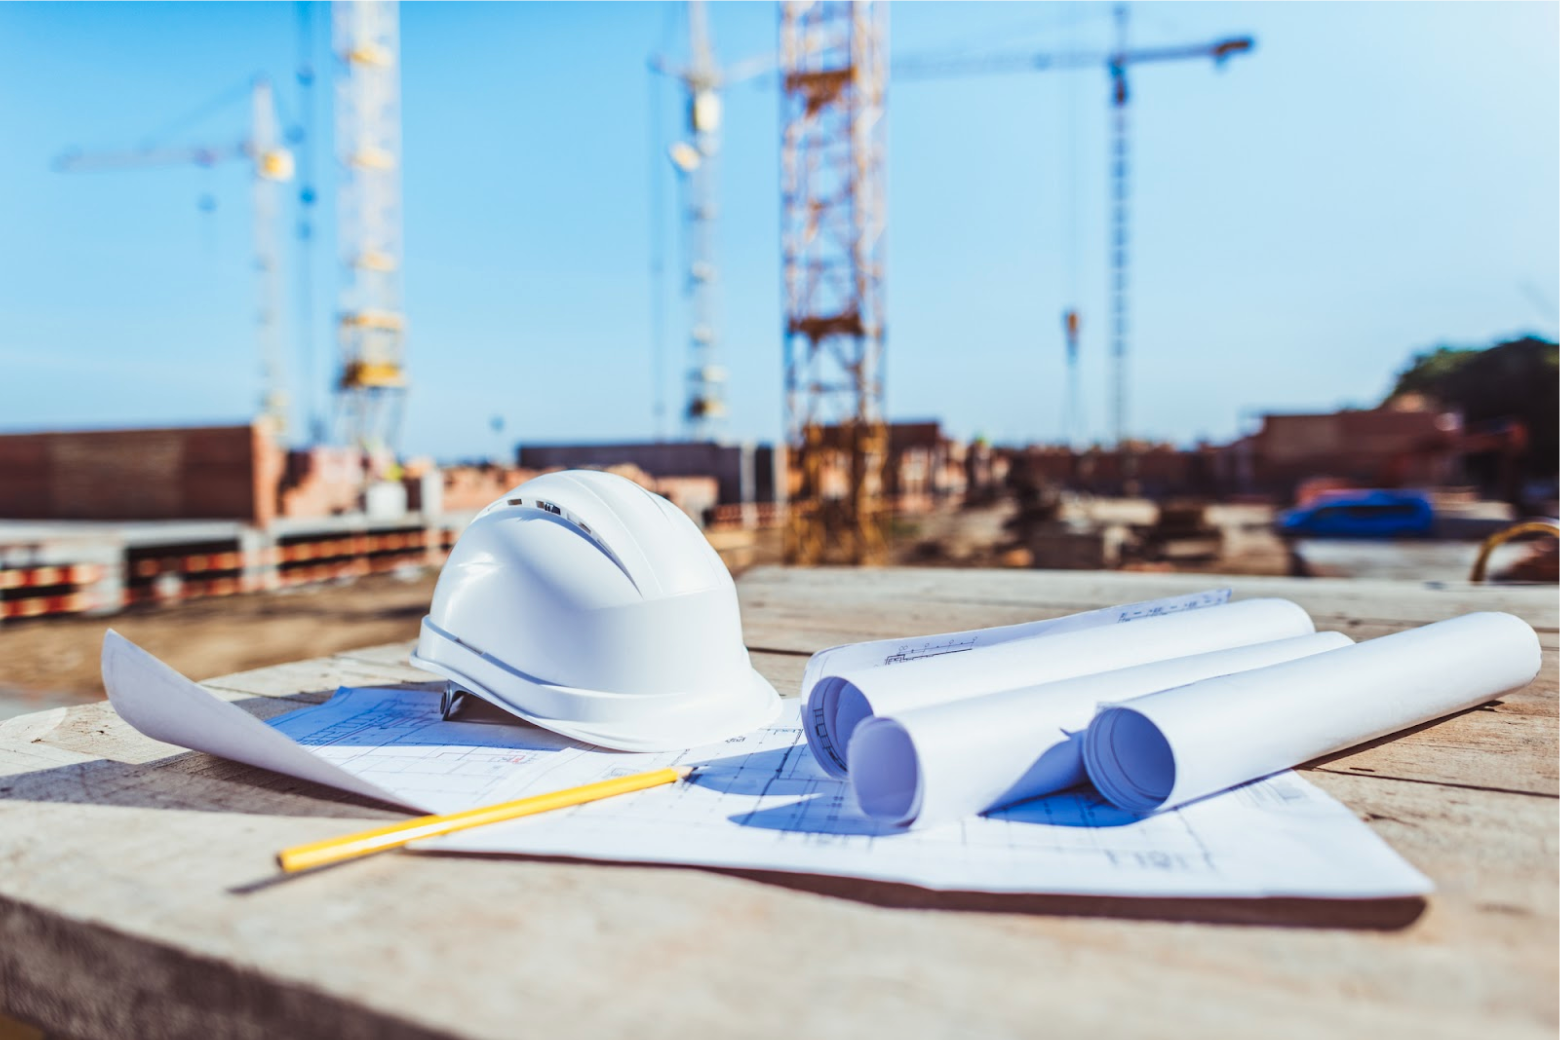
[
  {"xmin": 804, "ymin": 597, "xmax": 1316, "ymax": 776},
  {"xmin": 849, "ymin": 632, "xmax": 1353, "ymax": 828},
  {"xmin": 1083, "ymin": 612, "xmax": 1543, "ymax": 814},
  {"xmin": 797, "ymin": 588, "xmax": 1232, "ymax": 711}
]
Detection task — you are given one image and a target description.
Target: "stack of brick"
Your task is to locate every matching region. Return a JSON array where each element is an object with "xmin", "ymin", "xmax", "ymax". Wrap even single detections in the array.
[
  {"xmin": 277, "ymin": 447, "xmax": 368, "ymax": 519},
  {"xmin": 595, "ymin": 464, "xmax": 718, "ymax": 522},
  {"xmin": 0, "ymin": 424, "xmax": 284, "ymax": 526},
  {"xmin": 437, "ymin": 465, "xmax": 537, "ymax": 513}
]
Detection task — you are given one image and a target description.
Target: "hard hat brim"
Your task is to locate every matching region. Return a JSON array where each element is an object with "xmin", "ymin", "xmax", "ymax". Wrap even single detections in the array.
[
  {"xmin": 519, "ymin": 668, "xmax": 781, "ymax": 752},
  {"xmin": 410, "ymin": 622, "xmax": 781, "ymax": 752}
]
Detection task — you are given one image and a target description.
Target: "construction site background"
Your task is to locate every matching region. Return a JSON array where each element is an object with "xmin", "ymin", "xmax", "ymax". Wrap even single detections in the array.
[{"xmin": 1, "ymin": 5, "xmax": 1553, "ymax": 766}]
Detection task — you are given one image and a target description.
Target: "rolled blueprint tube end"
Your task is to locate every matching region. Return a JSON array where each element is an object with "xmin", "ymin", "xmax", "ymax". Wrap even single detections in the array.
[
  {"xmin": 849, "ymin": 718, "xmax": 922, "ymax": 825},
  {"xmin": 804, "ymin": 676, "xmax": 863, "ymax": 778},
  {"xmin": 1083, "ymin": 707, "xmax": 1177, "ymax": 814}
]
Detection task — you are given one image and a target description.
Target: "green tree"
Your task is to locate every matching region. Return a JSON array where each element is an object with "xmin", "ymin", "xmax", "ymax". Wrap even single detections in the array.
[
  {"xmin": 1389, "ymin": 345, "xmax": 1481, "ymax": 397},
  {"xmin": 1387, "ymin": 336, "xmax": 1559, "ymax": 480}
]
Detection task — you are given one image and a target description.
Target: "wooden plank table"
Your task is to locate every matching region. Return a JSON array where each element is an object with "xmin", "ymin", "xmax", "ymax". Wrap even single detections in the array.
[{"xmin": 0, "ymin": 567, "xmax": 1555, "ymax": 1039}]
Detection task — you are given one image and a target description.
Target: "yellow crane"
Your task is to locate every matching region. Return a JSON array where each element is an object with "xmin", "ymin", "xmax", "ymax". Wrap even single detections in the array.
[
  {"xmin": 55, "ymin": 77, "xmax": 297, "ymax": 438},
  {"xmin": 332, "ymin": 0, "xmax": 408, "ymax": 457}
]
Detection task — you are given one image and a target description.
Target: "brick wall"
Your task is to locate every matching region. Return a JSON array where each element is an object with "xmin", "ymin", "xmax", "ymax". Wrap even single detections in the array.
[{"xmin": 0, "ymin": 424, "xmax": 280, "ymax": 524}]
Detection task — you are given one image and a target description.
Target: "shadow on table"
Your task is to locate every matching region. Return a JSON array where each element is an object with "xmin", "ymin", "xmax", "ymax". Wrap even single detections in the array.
[
  {"xmin": 688, "ymin": 742, "xmax": 1142, "ymax": 832},
  {"xmin": 1302, "ymin": 701, "xmax": 1498, "ymax": 772},
  {"xmin": 409, "ymin": 848, "xmax": 1425, "ymax": 930},
  {"xmin": 0, "ymin": 691, "xmax": 416, "ymax": 820},
  {"xmin": 598, "ymin": 747, "xmax": 1427, "ymax": 929},
  {"xmin": 703, "ymin": 865, "xmax": 1428, "ymax": 930},
  {"xmin": 721, "ymin": 788, "xmax": 1144, "ymax": 833},
  {"xmin": 0, "ymin": 751, "xmax": 411, "ymax": 819}
]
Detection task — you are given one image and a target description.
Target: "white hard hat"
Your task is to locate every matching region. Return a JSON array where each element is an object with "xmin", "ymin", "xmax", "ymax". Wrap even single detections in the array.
[{"xmin": 410, "ymin": 469, "xmax": 779, "ymax": 751}]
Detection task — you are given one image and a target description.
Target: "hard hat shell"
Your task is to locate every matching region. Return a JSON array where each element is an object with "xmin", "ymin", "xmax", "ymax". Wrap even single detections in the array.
[{"xmin": 411, "ymin": 469, "xmax": 779, "ymax": 750}]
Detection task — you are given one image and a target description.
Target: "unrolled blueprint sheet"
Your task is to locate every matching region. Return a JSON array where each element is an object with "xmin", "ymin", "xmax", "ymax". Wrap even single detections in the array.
[
  {"xmin": 273, "ymin": 691, "xmax": 1429, "ymax": 899},
  {"xmin": 102, "ymin": 633, "xmax": 1429, "ymax": 898}
]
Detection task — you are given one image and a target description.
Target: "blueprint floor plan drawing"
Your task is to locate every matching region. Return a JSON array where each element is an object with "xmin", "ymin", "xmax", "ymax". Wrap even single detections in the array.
[
  {"xmin": 275, "ymin": 688, "xmax": 1429, "ymax": 899},
  {"xmin": 103, "ymin": 633, "xmax": 1430, "ymax": 899}
]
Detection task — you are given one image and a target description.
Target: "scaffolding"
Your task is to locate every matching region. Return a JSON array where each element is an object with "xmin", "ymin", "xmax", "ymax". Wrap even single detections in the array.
[
  {"xmin": 780, "ymin": 0, "xmax": 888, "ymax": 565},
  {"xmin": 333, "ymin": 0, "xmax": 407, "ymax": 456}
]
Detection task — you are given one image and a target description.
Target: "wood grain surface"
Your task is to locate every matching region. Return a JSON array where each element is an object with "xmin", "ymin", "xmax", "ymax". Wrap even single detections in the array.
[{"xmin": 0, "ymin": 567, "xmax": 1554, "ymax": 1040}]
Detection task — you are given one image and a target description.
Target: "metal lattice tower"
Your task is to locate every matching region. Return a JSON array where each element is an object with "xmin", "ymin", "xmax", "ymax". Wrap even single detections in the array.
[
  {"xmin": 781, "ymin": 0, "xmax": 889, "ymax": 566},
  {"xmin": 1109, "ymin": 4, "xmax": 1131, "ymax": 458},
  {"xmin": 894, "ymin": 12, "xmax": 1253, "ymax": 459},
  {"xmin": 251, "ymin": 78, "xmax": 291, "ymax": 440},
  {"xmin": 682, "ymin": 1, "xmax": 724, "ymax": 441},
  {"xmin": 54, "ymin": 78, "xmax": 296, "ymax": 440},
  {"xmin": 664, "ymin": 1, "xmax": 728, "ymax": 440},
  {"xmin": 333, "ymin": 0, "xmax": 407, "ymax": 455},
  {"xmin": 654, "ymin": 1, "xmax": 773, "ymax": 441}
]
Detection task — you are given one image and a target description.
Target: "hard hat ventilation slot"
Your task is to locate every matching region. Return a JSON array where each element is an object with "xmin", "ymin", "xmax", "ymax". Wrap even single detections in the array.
[
  {"xmin": 503, "ymin": 496, "xmax": 621, "ymax": 577},
  {"xmin": 507, "ymin": 497, "xmax": 589, "ymax": 531}
]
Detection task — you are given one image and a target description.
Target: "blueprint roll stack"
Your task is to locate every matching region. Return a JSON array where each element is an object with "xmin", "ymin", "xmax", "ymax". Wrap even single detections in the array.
[
  {"xmin": 804, "ymin": 597, "xmax": 1317, "ymax": 777},
  {"xmin": 848, "ymin": 632, "xmax": 1353, "ymax": 828},
  {"xmin": 1083, "ymin": 612, "xmax": 1543, "ymax": 814}
]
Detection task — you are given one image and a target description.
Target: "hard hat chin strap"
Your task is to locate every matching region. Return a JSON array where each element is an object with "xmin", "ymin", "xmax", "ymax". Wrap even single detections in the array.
[{"xmin": 440, "ymin": 684, "xmax": 469, "ymax": 721}]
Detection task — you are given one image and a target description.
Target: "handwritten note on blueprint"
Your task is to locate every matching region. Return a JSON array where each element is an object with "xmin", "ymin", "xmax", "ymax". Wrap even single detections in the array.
[{"xmin": 101, "ymin": 633, "xmax": 1428, "ymax": 899}]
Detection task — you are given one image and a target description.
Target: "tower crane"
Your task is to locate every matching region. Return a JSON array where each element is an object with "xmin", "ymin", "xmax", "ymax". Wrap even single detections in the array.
[
  {"xmin": 332, "ymin": 0, "xmax": 408, "ymax": 458},
  {"xmin": 652, "ymin": 0, "xmax": 771, "ymax": 443},
  {"xmin": 895, "ymin": 8, "xmax": 1254, "ymax": 459},
  {"xmin": 54, "ymin": 77, "xmax": 297, "ymax": 437},
  {"xmin": 780, "ymin": 0, "xmax": 889, "ymax": 565}
]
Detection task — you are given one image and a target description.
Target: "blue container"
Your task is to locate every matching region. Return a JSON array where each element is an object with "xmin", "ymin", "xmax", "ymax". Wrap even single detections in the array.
[{"xmin": 1277, "ymin": 490, "xmax": 1436, "ymax": 539}]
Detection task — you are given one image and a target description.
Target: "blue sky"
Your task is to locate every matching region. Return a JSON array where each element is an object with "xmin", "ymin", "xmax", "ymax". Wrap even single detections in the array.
[{"xmin": 0, "ymin": 1, "xmax": 1555, "ymax": 460}]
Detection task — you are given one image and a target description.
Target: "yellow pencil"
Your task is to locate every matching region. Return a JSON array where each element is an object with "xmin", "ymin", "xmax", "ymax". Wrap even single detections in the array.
[{"xmin": 276, "ymin": 765, "xmax": 696, "ymax": 873}]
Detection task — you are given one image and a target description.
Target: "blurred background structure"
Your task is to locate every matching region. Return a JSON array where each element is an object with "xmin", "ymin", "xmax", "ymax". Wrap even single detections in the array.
[
  {"xmin": 0, "ymin": 1, "xmax": 1556, "ymax": 720},
  {"xmin": 53, "ymin": 77, "xmax": 298, "ymax": 436},
  {"xmin": 780, "ymin": 0, "xmax": 890, "ymax": 565},
  {"xmin": 332, "ymin": 0, "xmax": 410, "ymax": 458}
]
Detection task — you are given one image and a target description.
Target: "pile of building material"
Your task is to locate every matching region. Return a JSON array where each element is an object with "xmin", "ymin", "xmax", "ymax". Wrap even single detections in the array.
[{"xmin": 0, "ymin": 424, "xmax": 741, "ymax": 623}]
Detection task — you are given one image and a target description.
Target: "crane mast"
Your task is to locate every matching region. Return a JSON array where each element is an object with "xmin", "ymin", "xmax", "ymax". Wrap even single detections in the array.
[
  {"xmin": 781, "ymin": 0, "xmax": 889, "ymax": 565},
  {"xmin": 54, "ymin": 78, "xmax": 296, "ymax": 439},
  {"xmin": 252, "ymin": 78, "xmax": 291, "ymax": 438},
  {"xmin": 671, "ymin": 1, "xmax": 727, "ymax": 441},
  {"xmin": 1109, "ymin": 5, "xmax": 1131, "ymax": 460},
  {"xmin": 653, "ymin": 1, "xmax": 772, "ymax": 442},
  {"xmin": 895, "ymin": 12, "xmax": 1253, "ymax": 457},
  {"xmin": 55, "ymin": 4, "xmax": 413, "ymax": 459},
  {"xmin": 333, "ymin": 0, "xmax": 407, "ymax": 457}
]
